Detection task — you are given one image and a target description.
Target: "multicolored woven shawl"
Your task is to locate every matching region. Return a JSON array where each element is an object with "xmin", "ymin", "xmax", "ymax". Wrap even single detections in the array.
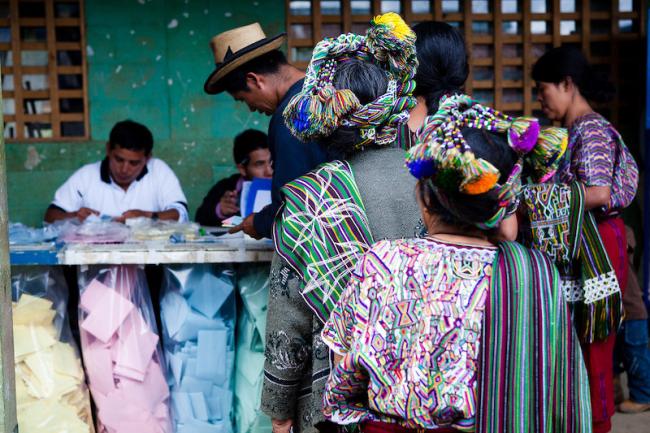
[
  {"xmin": 521, "ymin": 181, "xmax": 622, "ymax": 343},
  {"xmin": 478, "ymin": 241, "xmax": 592, "ymax": 433},
  {"xmin": 273, "ymin": 160, "xmax": 374, "ymax": 323}
]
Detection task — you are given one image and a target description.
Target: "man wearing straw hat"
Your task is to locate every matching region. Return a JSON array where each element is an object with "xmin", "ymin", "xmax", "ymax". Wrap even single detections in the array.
[{"xmin": 204, "ymin": 23, "xmax": 330, "ymax": 239}]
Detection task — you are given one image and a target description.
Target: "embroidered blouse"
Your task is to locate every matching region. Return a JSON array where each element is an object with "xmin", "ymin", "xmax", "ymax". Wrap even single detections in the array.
[
  {"xmin": 321, "ymin": 238, "xmax": 497, "ymax": 432},
  {"xmin": 558, "ymin": 112, "xmax": 638, "ymax": 214}
]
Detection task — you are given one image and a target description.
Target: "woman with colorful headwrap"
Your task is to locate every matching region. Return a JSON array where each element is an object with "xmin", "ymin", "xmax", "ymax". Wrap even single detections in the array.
[
  {"xmin": 262, "ymin": 14, "xmax": 421, "ymax": 433},
  {"xmin": 321, "ymin": 94, "xmax": 593, "ymax": 433},
  {"xmin": 531, "ymin": 46, "xmax": 639, "ymax": 433}
]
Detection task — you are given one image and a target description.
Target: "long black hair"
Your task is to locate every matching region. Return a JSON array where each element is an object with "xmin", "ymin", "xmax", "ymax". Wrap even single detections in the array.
[
  {"xmin": 532, "ymin": 45, "xmax": 615, "ymax": 103},
  {"xmin": 413, "ymin": 21, "xmax": 469, "ymax": 114}
]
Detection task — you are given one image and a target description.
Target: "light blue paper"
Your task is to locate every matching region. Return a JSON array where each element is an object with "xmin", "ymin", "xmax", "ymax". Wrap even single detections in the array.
[
  {"xmin": 196, "ymin": 330, "xmax": 227, "ymax": 383},
  {"xmin": 168, "ymin": 352, "xmax": 184, "ymax": 386},
  {"xmin": 190, "ymin": 392, "xmax": 209, "ymax": 421},
  {"xmin": 188, "ymin": 273, "xmax": 233, "ymax": 318},
  {"xmin": 212, "ymin": 386, "xmax": 233, "ymax": 424},
  {"xmin": 175, "ymin": 312, "xmax": 225, "ymax": 342},
  {"xmin": 179, "ymin": 376, "xmax": 213, "ymax": 395},
  {"xmin": 161, "ymin": 292, "xmax": 190, "ymax": 339},
  {"xmin": 171, "ymin": 391, "xmax": 194, "ymax": 423},
  {"xmin": 161, "ymin": 265, "xmax": 236, "ymax": 432},
  {"xmin": 185, "ymin": 419, "xmax": 231, "ymax": 433}
]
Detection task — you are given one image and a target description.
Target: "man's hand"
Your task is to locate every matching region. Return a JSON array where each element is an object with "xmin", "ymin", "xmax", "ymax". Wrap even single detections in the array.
[
  {"xmin": 75, "ymin": 207, "xmax": 99, "ymax": 221},
  {"xmin": 271, "ymin": 418, "xmax": 293, "ymax": 433},
  {"xmin": 220, "ymin": 190, "xmax": 240, "ymax": 218},
  {"xmin": 228, "ymin": 213, "xmax": 262, "ymax": 239},
  {"xmin": 114, "ymin": 209, "xmax": 151, "ymax": 223}
]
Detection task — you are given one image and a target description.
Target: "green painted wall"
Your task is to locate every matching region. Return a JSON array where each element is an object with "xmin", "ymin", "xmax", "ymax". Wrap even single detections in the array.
[{"xmin": 6, "ymin": 0, "xmax": 285, "ymax": 226}]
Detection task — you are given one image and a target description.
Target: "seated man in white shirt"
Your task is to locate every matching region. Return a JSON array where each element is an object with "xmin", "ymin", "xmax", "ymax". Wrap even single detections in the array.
[{"xmin": 44, "ymin": 120, "xmax": 188, "ymax": 223}]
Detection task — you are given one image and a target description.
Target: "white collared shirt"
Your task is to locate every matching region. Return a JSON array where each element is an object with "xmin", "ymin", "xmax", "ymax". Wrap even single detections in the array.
[{"xmin": 51, "ymin": 158, "xmax": 188, "ymax": 221}]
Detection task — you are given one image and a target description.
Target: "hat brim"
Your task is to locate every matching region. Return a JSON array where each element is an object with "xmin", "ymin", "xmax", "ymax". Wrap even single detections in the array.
[{"xmin": 203, "ymin": 33, "xmax": 287, "ymax": 95}]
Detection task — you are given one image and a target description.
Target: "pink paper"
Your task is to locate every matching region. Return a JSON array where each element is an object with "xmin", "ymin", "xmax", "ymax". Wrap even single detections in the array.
[
  {"xmin": 154, "ymin": 402, "xmax": 170, "ymax": 422},
  {"xmin": 98, "ymin": 388, "xmax": 150, "ymax": 430},
  {"xmin": 83, "ymin": 342, "xmax": 116, "ymax": 396},
  {"xmin": 79, "ymin": 266, "xmax": 171, "ymax": 433},
  {"xmin": 114, "ymin": 420, "xmax": 162, "ymax": 433},
  {"xmin": 114, "ymin": 266, "xmax": 136, "ymax": 298},
  {"xmin": 119, "ymin": 362, "xmax": 170, "ymax": 411},
  {"xmin": 115, "ymin": 320, "xmax": 159, "ymax": 376},
  {"xmin": 118, "ymin": 309, "xmax": 151, "ymax": 338},
  {"xmin": 113, "ymin": 364, "xmax": 146, "ymax": 381},
  {"xmin": 81, "ymin": 279, "xmax": 112, "ymax": 312},
  {"xmin": 81, "ymin": 289, "xmax": 134, "ymax": 343}
]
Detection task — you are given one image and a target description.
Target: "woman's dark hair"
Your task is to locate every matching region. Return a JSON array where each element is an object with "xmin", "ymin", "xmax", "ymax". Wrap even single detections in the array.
[
  {"xmin": 220, "ymin": 50, "xmax": 288, "ymax": 94},
  {"xmin": 323, "ymin": 59, "xmax": 389, "ymax": 158},
  {"xmin": 417, "ymin": 128, "xmax": 518, "ymax": 228},
  {"xmin": 233, "ymin": 129, "xmax": 269, "ymax": 165},
  {"xmin": 532, "ymin": 45, "xmax": 615, "ymax": 103},
  {"xmin": 413, "ymin": 22, "xmax": 468, "ymax": 114},
  {"xmin": 108, "ymin": 120, "xmax": 154, "ymax": 155}
]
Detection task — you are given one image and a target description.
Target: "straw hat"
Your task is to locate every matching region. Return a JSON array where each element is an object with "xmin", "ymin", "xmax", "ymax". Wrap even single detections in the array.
[{"xmin": 203, "ymin": 23, "xmax": 287, "ymax": 94}]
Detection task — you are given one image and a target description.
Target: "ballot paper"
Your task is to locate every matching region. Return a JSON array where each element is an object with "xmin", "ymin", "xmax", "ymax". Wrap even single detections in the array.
[
  {"xmin": 160, "ymin": 265, "xmax": 236, "ymax": 432},
  {"xmin": 240, "ymin": 178, "xmax": 272, "ymax": 218},
  {"xmin": 233, "ymin": 265, "xmax": 273, "ymax": 433},
  {"xmin": 12, "ymin": 293, "xmax": 95, "ymax": 433},
  {"xmin": 78, "ymin": 266, "xmax": 171, "ymax": 433}
]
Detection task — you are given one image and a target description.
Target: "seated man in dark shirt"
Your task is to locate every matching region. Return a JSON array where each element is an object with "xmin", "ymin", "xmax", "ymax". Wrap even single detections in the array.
[{"xmin": 195, "ymin": 129, "xmax": 272, "ymax": 226}]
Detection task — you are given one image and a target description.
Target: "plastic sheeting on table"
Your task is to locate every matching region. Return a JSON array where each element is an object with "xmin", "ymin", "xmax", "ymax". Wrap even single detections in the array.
[
  {"xmin": 125, "ymin": 218, "xmax": 201, "ymax": 242},
  {"xmin": 78, "ymin": 265, "xmax": 171, "ymax": 433},
  {"xmin": 9, "ymin": 223, "xmax": 60, "ymax": 245},
  {"xmin": 61, "ymin": 218, "xmax": 130, "ymax": 244},
  {"xmin": 161, "ymin": 264, "xmax": 236, "ymax": 433},
  {"xmin": 11, "ymin": 266, "xmax": 95, "ymax": 433},
  {"xmin": 234, "ymin": 264, "xmax": 272, "ymax": 433}
]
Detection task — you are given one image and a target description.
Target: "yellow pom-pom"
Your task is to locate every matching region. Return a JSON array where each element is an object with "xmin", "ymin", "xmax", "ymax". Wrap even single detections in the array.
[
  {"xmin": 463, "ymin": 172, "xmax": 499, "ymax": 195},
  {"xmin": 372, "ymin": 12, "xmax": 414, "ymax": 41}
]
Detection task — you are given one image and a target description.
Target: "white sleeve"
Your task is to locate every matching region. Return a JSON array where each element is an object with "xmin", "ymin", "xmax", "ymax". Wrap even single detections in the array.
[
  {"xmin": 155, "ymin": 160, "xmax": 189, "ymax": 222},
  {"xmin": 51, "ymin": 168, "xmax": 85, "ymax": 212}
]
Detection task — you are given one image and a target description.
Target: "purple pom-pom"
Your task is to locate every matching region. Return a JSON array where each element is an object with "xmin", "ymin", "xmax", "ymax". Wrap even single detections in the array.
[
  {"xmin": 509, "ymin": 120, "xmax": 540, "ymax": 154},
  {"xmin": 293, "ymin": 99, "xmax": 311, "ymax": 132},
  {"xmin": 407, "ymin": 159, "xmax": 436, "ymax": 179}
]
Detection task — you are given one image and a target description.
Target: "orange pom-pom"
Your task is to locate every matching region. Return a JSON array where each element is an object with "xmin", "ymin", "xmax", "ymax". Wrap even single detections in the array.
[{"xmin": 463, "ymin": 172, "xmax": 499, "ymax": 195}]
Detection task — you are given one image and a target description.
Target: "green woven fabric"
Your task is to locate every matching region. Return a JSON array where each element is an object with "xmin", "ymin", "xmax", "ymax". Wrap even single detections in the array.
[{"xmin": 273, "ymin": 160, "xmax": 374, "ymax": 323}]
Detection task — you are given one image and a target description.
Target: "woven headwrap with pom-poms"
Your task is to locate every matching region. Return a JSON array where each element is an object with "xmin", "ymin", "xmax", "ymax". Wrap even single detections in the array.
[
  {"xmin": 283, "ymin": 12, "xmax": 417, "ymax": 149},
  {"xmin": 406, "ymin": 94, "xmax": 565, "ymax": 229}
]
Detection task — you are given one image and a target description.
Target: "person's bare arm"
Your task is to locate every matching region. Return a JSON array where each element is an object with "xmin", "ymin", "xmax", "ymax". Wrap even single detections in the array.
[
  {"xmin": 44, "ymin": 206, "xmax": 98, "ymax": 223},
  {"xmin": 584, "ymin": 185, "xmax": 611, "ymax": 210},
  {"xmin": 228, "ymin": 213, "xmax": 261, "ymax": 239}
]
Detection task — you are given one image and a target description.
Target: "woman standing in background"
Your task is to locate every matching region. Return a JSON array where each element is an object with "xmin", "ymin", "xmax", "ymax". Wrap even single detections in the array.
[{"xmin": 533, "ymin": 45, "xmax": 639, "ymax": 433}]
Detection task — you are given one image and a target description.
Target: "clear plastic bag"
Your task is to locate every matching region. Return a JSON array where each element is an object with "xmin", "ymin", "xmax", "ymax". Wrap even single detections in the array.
[
  {"xmin": 125, "ymin": 218, "xmax": 200, "ymax": 242},
  {"xmin": 77, "ymin": 265, "xmax": 171, "ymax": 433},
  {"xmin": 234, "ymin": 264, "xmax": 272, "ymax": 433},
  {"xmin": 11, "ymin": 266, "xmax": 95, "ymax": 433},
  {"xmin": 60, "ymin": 218, "xmax": 131, "ymax": 244},
  {"xmin": 160, "ymin": 264, "xmax": 236, "ymax": 433},
  {"xmin": 9, "ymin": 223, "xmax": 60, "ymax": 245}
]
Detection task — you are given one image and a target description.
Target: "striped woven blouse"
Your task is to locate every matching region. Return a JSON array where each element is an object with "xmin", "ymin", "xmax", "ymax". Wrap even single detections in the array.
[
  {"xmin": 559, "ymin": 112, "xmax": 638, "ymax": 214},
  {"xmin": 322, "ymin": 237, "xmax": 496, "ymax": 432}
]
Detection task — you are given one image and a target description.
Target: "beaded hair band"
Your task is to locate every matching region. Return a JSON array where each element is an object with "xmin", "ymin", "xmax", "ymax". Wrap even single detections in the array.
[
  {"xmin": 283, "ymin": 13, "xmax": 418, "ymax": 148},
  {"xmin": 406, "ymin": 94, "xmax": 566, "ymax": 228}
]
